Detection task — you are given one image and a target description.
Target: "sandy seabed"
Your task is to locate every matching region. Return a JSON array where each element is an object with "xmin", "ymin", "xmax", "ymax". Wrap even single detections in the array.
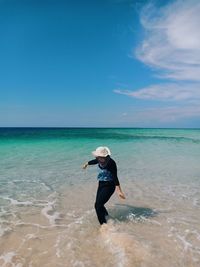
[{"xmin": 1, "ymin": 180, "xmax": 200, "ymax": 267}]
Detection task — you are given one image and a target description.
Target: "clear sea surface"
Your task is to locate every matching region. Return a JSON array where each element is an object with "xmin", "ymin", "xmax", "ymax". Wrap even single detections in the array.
[{"xmin": 0, "ymin": 128, "xmax": 200, "ymax": 267}]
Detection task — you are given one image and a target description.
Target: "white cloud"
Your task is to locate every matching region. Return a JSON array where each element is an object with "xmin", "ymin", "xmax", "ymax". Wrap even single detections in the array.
[
  {"xmin": 114, "ymin": 0, "xmax": 200, "ymax": 125},
  {"xmin": 116, "ymin": 105, "xmax": 200, "ymax": 124},
  {"xmin": 114, "ymin": 83, "xmax": 200, "ymax": 101},
  {"xmin": 135, "ymin": 0, "xmax": 200, "ymax": 81},
  {"xmin": 136, "ymin": 106, "xmax": 200, "ymax": 123}
]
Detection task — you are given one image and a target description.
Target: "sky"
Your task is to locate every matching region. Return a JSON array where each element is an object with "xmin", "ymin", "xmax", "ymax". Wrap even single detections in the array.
[{"xmin": 0, "ymin": 0, "xmax": 200, "ymax": 128}]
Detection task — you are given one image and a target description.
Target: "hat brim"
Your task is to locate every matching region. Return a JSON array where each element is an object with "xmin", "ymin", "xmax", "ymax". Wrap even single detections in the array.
[{"xmin": 92, "ymin": 151, "xmax": 109, "ymax": 157}]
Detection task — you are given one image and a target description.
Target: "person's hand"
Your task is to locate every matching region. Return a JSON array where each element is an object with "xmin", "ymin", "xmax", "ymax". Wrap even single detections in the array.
[
  {"xmin": 118, "ymin": 191, "xmax": 126, "ymax": 199},
  {"xmin": 82, "ymin": 163, "xmax": 88, "ymax": 169},
  {"xmin": 116, "ymin": 185, "xmax": 126, "ymax": 199}
]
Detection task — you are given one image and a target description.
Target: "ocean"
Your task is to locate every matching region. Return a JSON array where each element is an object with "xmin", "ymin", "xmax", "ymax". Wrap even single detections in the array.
[{"xmin": 0, "ymin": 127, "xmax": 200, "ymax": 267}]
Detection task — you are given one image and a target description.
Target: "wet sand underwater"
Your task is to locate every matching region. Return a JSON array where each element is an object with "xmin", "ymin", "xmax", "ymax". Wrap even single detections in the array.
[{"xmin": 1, "ymin": 180, "xmax": 200, "ymax": 267}]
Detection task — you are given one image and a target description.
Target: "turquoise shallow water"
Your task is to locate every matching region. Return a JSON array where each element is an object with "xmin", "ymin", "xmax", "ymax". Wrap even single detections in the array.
[
  {"xmin": 1, "ymin": 127, "xmax": 200, "ymax": 187},
  {"xmin": 0, "ymin": 128, "xmax": 200, "ymax": 266}
]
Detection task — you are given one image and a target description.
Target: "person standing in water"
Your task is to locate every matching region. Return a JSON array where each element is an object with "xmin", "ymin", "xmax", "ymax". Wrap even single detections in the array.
[{"xmin": 82, "ymin": 146, "xmax": 126, "ymax": 225}]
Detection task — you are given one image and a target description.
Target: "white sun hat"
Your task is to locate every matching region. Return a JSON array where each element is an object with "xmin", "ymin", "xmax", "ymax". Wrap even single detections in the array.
[{"xmin": 92, "ymin": 146, "xmax": 111, "ymax": 157}]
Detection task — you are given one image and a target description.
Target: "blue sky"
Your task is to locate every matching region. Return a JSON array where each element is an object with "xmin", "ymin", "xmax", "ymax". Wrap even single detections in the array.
[{"xmin": 0, "ymin": 0, "xmax": 200, "ymax": 127}]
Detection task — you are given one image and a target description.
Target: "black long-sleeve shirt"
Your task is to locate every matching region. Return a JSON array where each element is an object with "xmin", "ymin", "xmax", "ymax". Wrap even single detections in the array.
[{"xmin": 88, "ymin": 157, "xmax": 120, "ymax": 186}]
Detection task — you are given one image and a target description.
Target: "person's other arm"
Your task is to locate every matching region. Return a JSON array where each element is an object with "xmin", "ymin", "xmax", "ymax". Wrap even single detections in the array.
[{"xmin": 108, "ymin": 160, "xmax": 126, "ymax": 199}]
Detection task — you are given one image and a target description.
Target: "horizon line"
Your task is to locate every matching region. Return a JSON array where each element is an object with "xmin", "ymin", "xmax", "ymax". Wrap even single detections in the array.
[{"xmin": 0, "ymin": 126, "xmax": 200, "ymax": 130}]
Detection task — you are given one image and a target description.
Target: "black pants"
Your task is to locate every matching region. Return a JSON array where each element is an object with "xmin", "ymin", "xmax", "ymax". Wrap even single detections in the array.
[{"xmin": 94, "ymin": 181, "xmax": 115, "ymax": 225}]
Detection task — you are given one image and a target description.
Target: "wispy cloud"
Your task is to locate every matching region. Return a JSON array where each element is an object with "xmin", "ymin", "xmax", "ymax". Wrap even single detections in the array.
[
  {"xmin": 114, "ymin": 0, "xmax": 200, "ymax": 125},
  {"xmin": 135, "ymin": 0, "xmax": 200, "ymax": 81},
  {"xmin": 114, "ymin": 83, "xmax": 200, "ymax": 102},
  {"xmin": 115, "ymin": 106, "xmax": 200, "ymax": 124},
  {"xmin": 135, "ymin": 106, "xmax": 200, "ymax": 123}
]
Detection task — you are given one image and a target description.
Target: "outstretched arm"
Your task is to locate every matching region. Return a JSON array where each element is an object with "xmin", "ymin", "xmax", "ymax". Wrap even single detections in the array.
[{"xmin": 82, "ymin": 158, "xmax": 98, "ymax": 169}]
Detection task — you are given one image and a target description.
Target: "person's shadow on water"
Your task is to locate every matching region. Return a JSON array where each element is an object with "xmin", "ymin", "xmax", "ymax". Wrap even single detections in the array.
[{"xmin": 109, "ymin": 204, "xmax": 158, "ymax": 222}]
